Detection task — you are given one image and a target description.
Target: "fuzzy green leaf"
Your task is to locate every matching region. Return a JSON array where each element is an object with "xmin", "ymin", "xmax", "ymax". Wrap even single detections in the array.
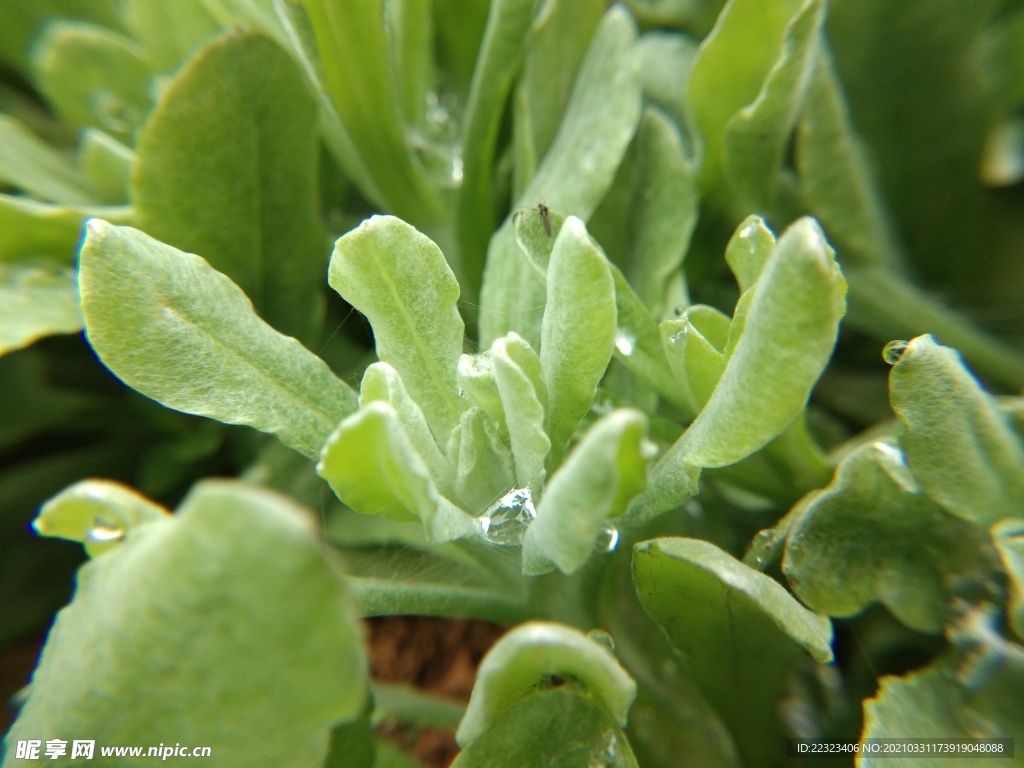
[
  {"xmin": 133, "ymin": 29, "xmax": 324, "ymax": 341},
  {"xmin": 634, "ymin": 537, "xmax": 832, "ymax": 766},
  {"xmin": 677, "ymin": 218, "xmax": 846, "ymax": 468},
  {"xmin": 318, "ymin": 402, "xmax": 475, "ymax": 542},
  {"xmin": 890, "ymin": 336, "xmax": 1024, "ymax": 524},
  {"xmin": 0, "ymin": 194, "xmax": 131, "ymax": 263},
  {"xmin": 0, "ymin": 262, "xmax": 80, "ymax": 356},
  {"xmin": 449, "ymin": 408, "xmax": 516, "ymax": 515},
  {"xmin": 523, "ymin": 409, "xmax": 650, "ymax": 576},
  {"xmin": 479, "ymin": 6, "xmax": 641, "ymax": 347},
  {"xmin": 541, "ymin": 216, "xmax": 617, "ymax": 464},
  {"xmin": 660, "ymin": 307, "xmax": 730, "ymax": 415},
  {"xmin": 329, "ymin": 216, "xmax": 465, "ymax": 440},
  {"xmin": 721, "ymin": 0, "xmax": 824, "ymax": 209},
  {"xmin": 0, "ymin": 115, "xmax": 97, "ymax": 205},
  {"xmin": 782, "ymin": 441, "xmax": 1000, "ymax": 633},
  {"xmin": 456, "ymin": 622, "xmax": 637, "ymax": 748},
  {"xmin": 33, "ymin": 479, "xmax": 170, "ymax": 558},
  {"xmin": 78, "ymin": 220, "xmax": 356, "ymax": 460},
  {"xmin": 31, "ymin": 21, "xmax": 154, "ymax": 143},
  {"xmin": 724, "ymin": 215, "xmax": 775, "ymax": 293},
  {"xmin": 492, "ymin": 332, "xmax": 550, "ymax": 494},
  {"xmin": 4, "ymin": 481, "xmax": 367, "ymax": 768},
  {"xmin": 359, "ymin": 362, "xmax": 452, "ymax": 499},
  {"xmin": 453, "ymin": 688, "xmax": 638, "ymax": 768},
  {"xmin": 457, "ymin": 351, "xmax": 507, "ymax": 436}
]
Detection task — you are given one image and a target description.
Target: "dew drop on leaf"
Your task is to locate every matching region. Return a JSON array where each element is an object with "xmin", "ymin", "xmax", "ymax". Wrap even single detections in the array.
[
  {"xmin": 475, "ymin": 487, "xmax": 536, "ymax": 546},
  {"xmin": 594, "ymin": 525, "xmax": 620, "ymax": 554},
  {"xmin": 587, "ymin": 629, "xmax": 616, "ymax": 653},
  {"xmin": 85, "ymin": 515, "xmax": 126, "ymax": 545},
  {"xmin": 882, "ymin": 339, "xmax": 909, "ymax": 365}
]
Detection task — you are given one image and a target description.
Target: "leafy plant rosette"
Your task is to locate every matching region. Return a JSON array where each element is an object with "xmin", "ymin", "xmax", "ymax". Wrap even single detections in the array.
[{"xmin": 3, "ymin": 1, "xmax": 1024, "ymax": 767}]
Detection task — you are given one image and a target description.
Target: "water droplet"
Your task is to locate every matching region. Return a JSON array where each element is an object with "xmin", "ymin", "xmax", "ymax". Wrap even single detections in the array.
[
  {"xmin": 745, "ymin": 528, "xmax": 778, "ymax": 569},
  {"xmin": 588, "ymin": 731, "xmax": 620, "ymax": 768},
  {"xmin": 587, "ymin": 629, "xmax": 615, "ymax": 652},
  {"xmin": 684, "ymin": 500, "xmax": 704, "ymax": 519},
  {"xmin": 475, "ymin": 487, "xmax": 536, "ymax": 546},
  {"xmin": 669, "ymin": 326, "xmax": 688, "ymax": 345},
  {"xmin": 594, "ymin": 525, "xmax": 619, "ymax": 554},
  {"xmin": 882, "ymin": 339, "xmax": 909, "ymax": 365},
  {"xmin": 91, "ymin": 91, "xmax": 134, "ymax": 134},
  {"xmin": 86, "ymin": 516, "xmax": 125, "ymax": 545},
  {"xmin": 873, "ymin": 441, "xmax": 906, "ymax": 466},
  {"xmin": 614, "ymin": 330, "xmax": 635, "ymax": 356}
]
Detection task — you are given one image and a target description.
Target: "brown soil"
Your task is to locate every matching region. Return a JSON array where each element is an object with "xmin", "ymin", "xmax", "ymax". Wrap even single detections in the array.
[{"xmin": 367, "ymin": 617, "xmax": 508, "ymax": 767}]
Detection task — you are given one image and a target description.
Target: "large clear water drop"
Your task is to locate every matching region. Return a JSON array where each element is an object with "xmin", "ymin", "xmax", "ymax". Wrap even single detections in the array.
[{"xmin": 475, "ymin": 487, "xmax": 536, "ymax": 546}]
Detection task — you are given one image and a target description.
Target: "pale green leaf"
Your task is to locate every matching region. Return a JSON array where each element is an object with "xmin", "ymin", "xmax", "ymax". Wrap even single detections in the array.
[
  {"xmin": 625, "ymin": 108, "xmax": 699, "ymax": 320},
  {"xmin": 299, "ymin": 0, "xmax": 441, "ymax": 222},
  {"xmin": 0, "ymin": 262, "xmax": 81, "ymax": 356},
  {"xmin": 457, "ymin": 351, "xmax": 507, "ymax": 437},
  {"xmin": 4, "ymin": 480, "xmax": 367, "ymax": 768},
  {"xmin": 541, "ymin": 216, "xmax": 617, "ymax": 464},
  {"xmin": 318, "ymin": 402, "xmax": 475, "ymax": 542},
  {"xmin": 452, "ymin": 689, "xmax": 638, "ymax": 768},
  {"xmin": 0, "ymin": 115, "xmax": 97, "ymax": 205},
  {"xmin": 660, "ymin": 309, "xmax": 728, "ymax": 415},
  {"xmin": 359, "ymin": 362, "xmax": 453, "ymax": 499},
  {"xmin": 449, "ymin": 408, "xmax": 516, "ymax": 514},
  {"xmin": 78, "ymin": 129, "xmax": 134, "ymax": 204},
  {"xmin": 33, "ymin": 479, "xmax": 170, "ymax": 558},
  {"xmin": 890, "ymin": 335, "xmax": 1024, "ymax": 524},
  {"xmin": 329, "ymin": 216, "xmax": 465, "ymax": 440},
  {"xmin": 523, "ymin": 409, "xmax": 650, "ymax": 576},
  {"xmin": 492, "ymin": 332, "xmax": 550, "ymax": 495},
  {"xmin": 456, "ymin": 621, "xmax": 637, "ymax": 748},
  {"xmin": 724, "ymin": 215, "xmax": 775, "ymax": 294},
  {"xmin": 722, "ymin": 0, "xmax": 824, "ymax": 209},
  {"xmin": 133, "ymin": 29, "xmax": 325, "ymax": 341},
  {"xmin": 457, "ymin": 0, "xmax": 542, "ymax": 295},
  {"xmin": 782, "ymin": 441, "xmax": 1000, "ymax": 634},
  {"xmin": 479, "ymin": 5, "xmax": 641, "ymax": 347},
  {"xmin": 79, "ymin": 220, "xmax": 356, "ymax": 460},
  {"xmin": 0, "ymin": 194, "xmax": 132, "ymax": 263},
  {"xmin": 687, "ymin": 0, "xmax": 802, "ymax": 190},
  {"xmin": 633, "ymin": 537, "xmax": 833, "ymax": 765},
  {"xmin": 635, "ymin": 32, "xmax": 700, "ymax": 135},
  {"xmin": 384, "ymin": 0, "xmax": 434, "ymax": 127},
  {"xmin": 30, "ymin": 21, "xmax": 155, "ymax": 142},
  {"xmin": 993, "ymin": 519, "xmax": 1024, "ymax": 640},
  {"xmin": 120, "ymin": 0, "xmax": 222, "ymax": 71},
  {"xmin": 795, "ymin": 50, "xmax": 905, "ymax": 271},
  {"xmin": 676, "ymin": 218, "xmax": 846, "ymax": 468}
]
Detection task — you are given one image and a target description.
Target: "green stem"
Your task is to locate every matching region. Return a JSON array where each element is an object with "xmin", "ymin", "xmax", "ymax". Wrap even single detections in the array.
[{"xmin": 846, "ymin": 268, "xmax": 1024, "ymax": 392}]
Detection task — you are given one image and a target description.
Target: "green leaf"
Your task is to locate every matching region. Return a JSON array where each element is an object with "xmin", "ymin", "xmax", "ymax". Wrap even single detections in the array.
[
  {"xmin": 624, "ymin": 108, "xmax": 699, "ymax": 320},
  {"xmin": 686, "ymin": 0, "xmax": 802, "ymax": 191},
  {"xmin": 0, "ymin": 115, "xmax": 98, "ymax": 205},
  {"xmin": 456, "ymin": 621, "xmax": 637, "ymax": 748},
  {"xmin": 359, "ymin": 362, "xmax": 453, "ymax": 500},
  {"xmin": 133, "ymin": 29, "xmax": 325, "ymax": 341},
  {"xmin": 890, "ymin": 336, "xmax": 1024, "ymax": 524},
  {"xmin": 4, "ymin": 480, "xmax": 367, "ymax": 767},
  {"xmin": 795, "ymin": 50, "xmax": 905, "ymax": 271},
  {"xmin": 299, "ymin": 0, "xmax": 441, "ymax": 222},
  {"xmin": 633, "ymin": 537, "xmax": 833, "ymax": 766},
  {"xmin": 541, "ymin": 217, "xmax": 617, "ymax": 464},
  {"xmin": 0, "ymin": 262, "xmax": 81, "ymax": 356},
  {"xmin": 457, "ymin": 0, "xmax": 542, "ymax": 296},
  {"xmin": 721, "ymin": 0, "xmax": 824, "ymax": 209},
  {"xmin": 479, "ymin": 5, "xmax": 641, "ymax": 347},
  {"xmin": 782, "ymin": 441, "xmax": 1000, "ymax": 634},
  {"xmin": 453, "ymin": 688, "xmax": 638, "ymax": 768},
  {"xmin": 492, "ymin": 332, "xmax": 550, "ymax": 495},
  {"xmin": 660, "ymin": 308, "xmax": 729, "ymax": 414},
  {"xmin": 676, "ymin": 218, "xmax": 846, "ymax": 468},
  {"xmin": 993, "ymin": 519, "xmax": 1024, "ymax": 639},
  {"xmin": 0, "ymin": 194, "xmax": 131, "ymax": 263},
  {"xmin": 30, "ymin": 21, "xmax": 155, "ymax": 143},
  {"xmin": 318, "ymin": 402, "xmax": 475, "ymax": 542},
  {"xmin": 457, "ymin": 351, "xmax": 507, "ymax": 437},
  {"xmin": 635, "ymin": 32, "xmax": 700, "ymax": 135},
  {"xmin": 329, "ymin": 216, "xmax": 465, "ymax": 441},
  {"xmin": 78, "ymin": 220, "xmax": 356, "ymax": 460},
  {"xmin": 120, "ymin": 0, "xmax": 222, "ymax": 71},
  {"xmin": 861, "ymin": 646, "xmax": 1024, "ymax": 768},
  {"xmin": 724, "ymin": 215, "xmax": 775, "ymax": 293},
  {"xmin": 610, "ymin": 264, "xmax": 689, "ymax": 411},
  {"xmin": 78, "ymin": 129, "xmax": 134, "ymax": 203},
  {"xmin": 449, "ymin": 407, "xmax": 516, "ymax": 514},
  {"xmin": 384, "ymin": 0, "xmax": 434, "ymax": 127},
  {"xmin": 33, "ymin": 479, "xmax": 170, "ymax": 558},
  {"xmin": 523, "ymin": 409, "xmax": 650, "ymax": 575}
]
